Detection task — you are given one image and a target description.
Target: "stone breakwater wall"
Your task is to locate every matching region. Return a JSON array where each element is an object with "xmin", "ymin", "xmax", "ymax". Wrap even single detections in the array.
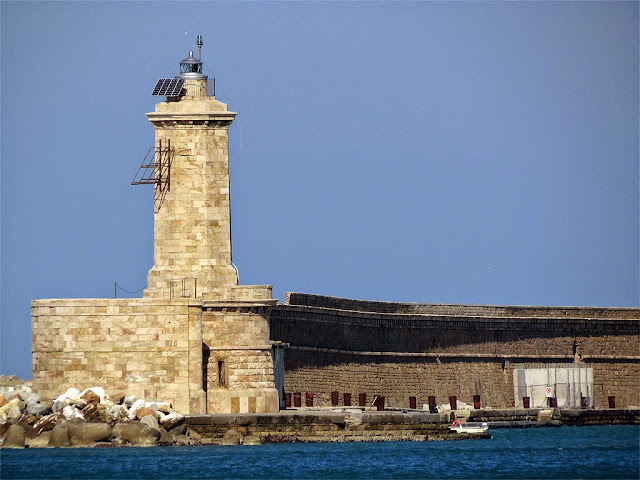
[{"xmin": 270, "ymin": 293, "xmax": 640, "ymax": 409}]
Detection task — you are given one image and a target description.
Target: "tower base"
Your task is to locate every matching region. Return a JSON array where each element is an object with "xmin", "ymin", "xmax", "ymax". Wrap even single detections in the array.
[{"xmin": 32, "ymin": 288, "xmax": 279, "ymax": 414}]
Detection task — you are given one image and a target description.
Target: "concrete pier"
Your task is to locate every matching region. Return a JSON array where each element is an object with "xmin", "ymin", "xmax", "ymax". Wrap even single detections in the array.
[
  {"xmin": 184, "ymin": 408, "xmax": 640, "ymax": 444},
  {"xmin": 185, "ymin": 410, "xmax": 488, "ymax": 443}
]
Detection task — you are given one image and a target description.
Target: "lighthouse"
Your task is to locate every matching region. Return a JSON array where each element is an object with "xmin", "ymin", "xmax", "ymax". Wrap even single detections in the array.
[
  {"xmin": 33, "ymin": 36, "xmax": 279, "ymax": 415},
  {"xmin": 138, "ymin": 38, "xmax": 240, "ymax": 298},
  {"xmin": 137, "ymin": 37, "xmax": 279, "ymax": 413}
]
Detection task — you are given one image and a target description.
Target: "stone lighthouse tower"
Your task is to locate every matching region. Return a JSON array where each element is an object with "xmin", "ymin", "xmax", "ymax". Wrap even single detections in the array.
[
  {"xmin": 33, "ymin": 36, "xmax": 278, "ymax": 414},
  {"xmin": 144, "ymin": 43, "xmax": 238, "ymax": 297}
]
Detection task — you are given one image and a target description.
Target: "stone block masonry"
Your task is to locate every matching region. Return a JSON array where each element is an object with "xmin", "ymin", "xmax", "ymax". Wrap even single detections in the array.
[
  {"xmin": 270, "ymin": 293, "xmax": 640, "ymax": 409},
  {"xmin": 32, "ymin": 298, "xmax": 199, "ymax": 413},
  {"xmin": 144, "ymin": 96, "xmax": 239, "ymax": 299},
  {"xmin": 32, "ymin": 292, "xmax": 279, "ymax": 414}
]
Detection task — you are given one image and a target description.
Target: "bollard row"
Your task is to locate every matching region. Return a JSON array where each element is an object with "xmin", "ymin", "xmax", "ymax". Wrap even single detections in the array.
[{"xmin": 283, "ymin": 392, "xmax": 617, "ymax": 410}]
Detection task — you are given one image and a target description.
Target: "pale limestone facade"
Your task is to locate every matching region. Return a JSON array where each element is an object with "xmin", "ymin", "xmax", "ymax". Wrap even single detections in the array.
[{"xmin": 32, "ymin": 58, "xmax": 279, "ymax": 414}]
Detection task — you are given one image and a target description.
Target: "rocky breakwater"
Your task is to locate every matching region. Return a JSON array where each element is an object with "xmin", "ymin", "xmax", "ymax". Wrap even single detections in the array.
[{"xmin": 0, "ymin": 385, "xmax": 197, "ymax": 449}]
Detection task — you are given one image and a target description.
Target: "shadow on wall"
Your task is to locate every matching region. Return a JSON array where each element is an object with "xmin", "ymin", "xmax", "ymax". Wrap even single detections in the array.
[{"xmin": 270, "ymin": 293, "xmax": 640, "ymax": 356}]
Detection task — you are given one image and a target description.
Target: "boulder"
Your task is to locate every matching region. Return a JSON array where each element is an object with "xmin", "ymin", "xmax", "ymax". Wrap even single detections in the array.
[
  {"xmin": 52, "ymin": 400, "xmax": 67, "ymax": 414},
  {"xmin": 62, "ymin": 405, "xmax": 84, "ymax": 421},
  {"xmin": 221, "ymin": 429, "xmax": 242, "ymax": 445},
  {"xmin": 112, "ymin": 422, "xmax": 160, "ymax": 446},
  {"xmin": 70, "ymin": 398, "xmax": 88, "ymax": 409},
  {"xmin": 80, "ymin": 389, "xmax": 100, "ymax": 405},
  {"xmin": 16, "ymin": 391, "xmax": 40, "ymax": 405},
  {"xmin": 124, "ymin": 395, "xmax": 138, "ymax": 409},
  {"xmin": 135, "ymin": 407, "xmax": 157, "ymax": 420},
  {"xmin": 109, "ymin": 405, "xmax": 129, "ymax": 422},
  {"xmin": 158, "ymin": 429, "xmax": 174, "ymax": 446},
  {"xmin": 79, "ymin": 388, "xmax": 103, "ymax": 405},
  {"xmin": 16, "ymin": 421, "xmax": 38, "ymax": 439},
  {"xmin": 33, "ymin": 413, "xmax": 62, "ymax": 433},
  {"xmin": 57, "ymin": 388, "xmax": 80, "ymax": 402},
  {"xmin": 128, "ymin": 399, "xmax": 145, "ymax": 419},
  {"xmin": 145, "ymin": 401, "xmax": 172, "ymax": 412},
  {"xmin": 53, "ymin": 389, "xmax": 80, "ymax": 411},
  {"xmin": 140, "ymin": 415, "xmax": 161, "ymax": 432},
  {"xmin": 82, "ymin": 403, "xmax": 100, "ymax": 422},
  {"xmin": 160, "ymin": 411, "xmax": 185, "ymax": 430},
  {"xmin": 2, "ymin": 424, "xmax": 26, "ymax": 448},
  {"xmin": 21, "ymin": 413, "xmax": 39, "ymax": 426},
  {"xmin": 0, "ymin": 398, "xmax": 24, "ymax": 436},
  {"xmin": 155, "ymin": 410, "xmax": 167, "ymax": 423},
  {"xmin": 68, "ymin": 422, "xmax": 112, "ymax": 446},
  {"xmin": 0, "ymin": 394, "xmax": 8, "ymax": 408},
  {"xmin": 97, "ymin": 404, "xmax": 128, "ymax": 423},
  {"xmin": 49, "ymin": 422, "xmax": 71, "ymax": 447},
  {"xmin": 26, "ymin": 401, "xmax": 52, "ymax": 416},
  {"xmin": 0, "ymin": 398, "xmax": 24, "ymax": 426},
  {"xmin": 168, "ymin": 423, "xmax": 187, "ymax": 439},
  {"xmin": 26, "ymin": 431, "xmax": 51, "ymax": 448}
]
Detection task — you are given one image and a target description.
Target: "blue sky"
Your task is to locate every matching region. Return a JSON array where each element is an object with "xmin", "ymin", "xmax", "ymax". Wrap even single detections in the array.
[{"xmin": 2, "ymin": 1, "xmax": 638, "ymax": 378}]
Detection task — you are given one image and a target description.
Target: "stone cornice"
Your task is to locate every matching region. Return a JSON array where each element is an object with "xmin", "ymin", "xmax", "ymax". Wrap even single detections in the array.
[
  {"xmin": 146, "ymin": 111, "xmax": 237, "ymax": 128},
  {"xmin": 288, "ymin": 345, "xmax": 640, "ymax": 362}
]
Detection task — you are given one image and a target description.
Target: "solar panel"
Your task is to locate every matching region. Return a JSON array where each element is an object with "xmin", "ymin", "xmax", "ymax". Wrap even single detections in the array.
[{"xmin": 151, "ymin": 78, "xmax": 185, "ymax": 96}]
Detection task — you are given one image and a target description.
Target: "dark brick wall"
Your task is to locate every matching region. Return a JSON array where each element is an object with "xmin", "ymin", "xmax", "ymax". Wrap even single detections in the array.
[{"xmin": 270, "ymin": 293, "xmax": 640, "ymax": 408}]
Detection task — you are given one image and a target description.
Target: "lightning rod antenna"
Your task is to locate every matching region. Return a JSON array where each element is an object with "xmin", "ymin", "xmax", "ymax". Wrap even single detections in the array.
[{"xmin": 197, "ymin": 35, "xmax": 203, "ymax": 60}]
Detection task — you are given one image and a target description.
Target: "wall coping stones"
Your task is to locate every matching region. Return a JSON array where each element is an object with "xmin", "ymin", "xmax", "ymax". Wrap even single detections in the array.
[
  {"xmin": 273, "ymin": 304, "xmax": 640, "ymax": 334},
  {"xmin": 283, "ymin": 292, "xmax": 640, "ymax": 320}
]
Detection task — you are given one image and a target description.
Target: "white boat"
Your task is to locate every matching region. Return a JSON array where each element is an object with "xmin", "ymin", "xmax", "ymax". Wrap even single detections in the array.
[{"xmin": 449, "ymin": 420, "xmax": 489, "ymax": 433}]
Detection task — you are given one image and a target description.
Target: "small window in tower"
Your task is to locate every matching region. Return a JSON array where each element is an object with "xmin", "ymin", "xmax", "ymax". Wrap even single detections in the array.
[{"xmin": 218, "ymin": 360, "xmax": 227, "ymax": 387}]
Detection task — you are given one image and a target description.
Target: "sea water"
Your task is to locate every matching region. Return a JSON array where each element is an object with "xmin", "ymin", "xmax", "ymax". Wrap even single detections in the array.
[{"xmin": 1, "ymin": 425, "xmax": 638, "ymax": 479}]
